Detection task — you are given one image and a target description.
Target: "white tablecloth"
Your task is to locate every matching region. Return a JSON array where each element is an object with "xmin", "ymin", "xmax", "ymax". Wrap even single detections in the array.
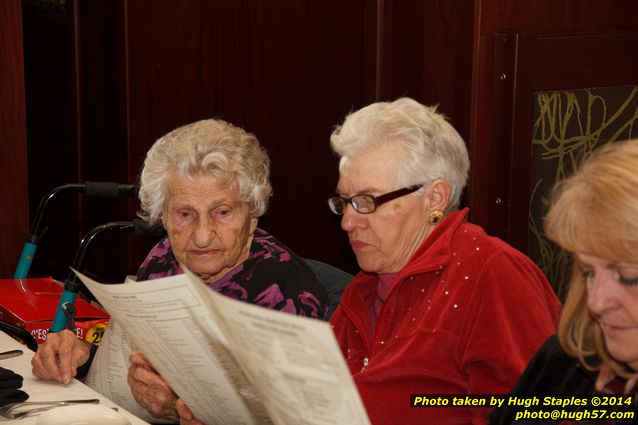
[{"xmin": 0, "ymin": 330, "xmax": 149, "ymax": 424}]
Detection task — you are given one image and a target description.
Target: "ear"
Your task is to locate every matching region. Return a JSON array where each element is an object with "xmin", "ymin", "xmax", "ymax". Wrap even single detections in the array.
[
  {"xmin": 249, "ymin": 217, "xmax": 258, "ymax": 234},
  {"xmin": 425, "ymin": 178, "xmax": 452, "ymax": 212}
]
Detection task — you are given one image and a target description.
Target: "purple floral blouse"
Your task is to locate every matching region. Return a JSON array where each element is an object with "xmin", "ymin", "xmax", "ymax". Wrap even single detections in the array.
[{"xmin": 136, "ymin": 228, "xmax": 328, "ymax": 319}]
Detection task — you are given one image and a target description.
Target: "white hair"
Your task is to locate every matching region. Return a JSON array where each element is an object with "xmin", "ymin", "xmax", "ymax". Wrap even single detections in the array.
[
  {"xmin": 330, "ymin": 97, "xmax": 469, "ymax": 212},
  {"xmin": 138, "ymin": 119, "xmax": 272, "ymax": 224}
]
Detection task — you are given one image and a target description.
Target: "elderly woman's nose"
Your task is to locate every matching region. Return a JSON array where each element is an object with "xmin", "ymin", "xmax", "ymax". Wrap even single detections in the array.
[
  {"xmin": 587, "ymin": 274, "xmax": 619, "ymax": 314},
  {"xmin": 193, "ymin": 217, "xmax": 216, "ymax": 246},
  {"xmin": 341, "ymin": 204, "xmax": 365, "ymax": 231}
]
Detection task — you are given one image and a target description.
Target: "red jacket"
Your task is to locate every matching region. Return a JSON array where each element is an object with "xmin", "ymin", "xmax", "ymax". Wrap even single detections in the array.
[{"xmin": 330, "ymin": 209, "xmax": 561, "ymax": 425}]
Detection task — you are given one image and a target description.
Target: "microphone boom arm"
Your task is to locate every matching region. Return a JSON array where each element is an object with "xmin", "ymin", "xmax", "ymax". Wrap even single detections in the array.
[
  {"xmin": 14, "ymin": 182, "xmax": 138, "ymax": 279},
  {"xmin": 50, "ymin": 221, "xmax": 139, "ymax": 333}
]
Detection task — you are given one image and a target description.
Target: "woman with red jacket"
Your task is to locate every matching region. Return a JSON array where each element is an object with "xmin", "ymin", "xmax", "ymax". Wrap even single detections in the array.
[{"xmin": 327, "ymin": 97, "xmax": 561, "ymax": 424}]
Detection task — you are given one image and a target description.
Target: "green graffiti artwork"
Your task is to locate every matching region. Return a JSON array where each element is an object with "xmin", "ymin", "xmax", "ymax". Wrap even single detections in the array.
[{"xmin": 529, "ymin": 85, "xmax": 638, "ymax": 299}]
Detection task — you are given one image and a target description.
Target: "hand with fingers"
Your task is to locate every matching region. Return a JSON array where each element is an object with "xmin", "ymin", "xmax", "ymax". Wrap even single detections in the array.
[
  {"xmin": 31, "ymin": 329, "xmax": 90, "ymax": 385},
  {"xmin": 127, "ymin": 351, "xmax": 179, "ymax": 422},
  {"xmin": 176, "ymin": 399, "xmax": 205, "ymax": 425}
]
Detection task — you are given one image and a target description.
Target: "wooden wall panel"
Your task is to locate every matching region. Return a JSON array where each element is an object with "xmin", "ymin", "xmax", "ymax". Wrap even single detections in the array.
[
  {"xmin": 497, "ymin": 31, "xmax": 638, "ymax": 252},
  {"xmin": 21, "ymin": 0, "xmax": 638, "ymax": 283},
  {"xmin": 0, "ymin": 0, "xmax": 29, "ymax": 277},
  {"xmin": 70, "ymin": 1, "xmax": 141, "ymax": 281},
  {"xmin": 469, "ymin": 0, "xmax": 638, "ymax": 239},
  {"xmin": 385, "ymin": 1, "xmax": 474, "ymax": 139},
  {"xmin": 22, "ymin": 1, "xmax": 80, "ymax": 280},
  {"xmin": 118, "ymin": 0, "xmax": 377, "ymax": 275},
  {"xmin": 64, "ymin": 0, "xmax": 380, "ymax": 279}
]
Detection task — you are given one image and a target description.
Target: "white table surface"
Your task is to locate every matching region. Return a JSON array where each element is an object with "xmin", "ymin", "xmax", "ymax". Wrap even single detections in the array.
[{"xmin": 0, "ymin": 330, "xmax": 150, "ymax": 424}]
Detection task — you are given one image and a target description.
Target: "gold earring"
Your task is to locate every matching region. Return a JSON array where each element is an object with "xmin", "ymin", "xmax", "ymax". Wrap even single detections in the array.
[{"xmin": 428, "ymin": 210, "xmax": 443, "ymax": 225}]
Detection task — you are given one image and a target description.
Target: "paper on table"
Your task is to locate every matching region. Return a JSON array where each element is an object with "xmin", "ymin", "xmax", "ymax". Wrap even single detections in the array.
[
  {"xmin": 85, "ymin": 318, "xmax": 172, "ymax": 423},
  {"xmin": 75, "ymin": 270, "xmax": 370, "ymax": 425},
  {"xmin": 0, "ymin": 331, "xmax": 151, "ymax": 425}
]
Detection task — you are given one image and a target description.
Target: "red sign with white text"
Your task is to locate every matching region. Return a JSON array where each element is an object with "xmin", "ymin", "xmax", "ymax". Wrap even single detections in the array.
[{"xmin": 0, "ymin": 277, "xmax": 109, "ymax": 345}]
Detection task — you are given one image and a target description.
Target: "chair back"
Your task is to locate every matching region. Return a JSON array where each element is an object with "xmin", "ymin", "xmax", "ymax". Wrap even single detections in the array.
[{"xmin": 303, "ymin": 258, "xmax": 352, "ymax": 320}]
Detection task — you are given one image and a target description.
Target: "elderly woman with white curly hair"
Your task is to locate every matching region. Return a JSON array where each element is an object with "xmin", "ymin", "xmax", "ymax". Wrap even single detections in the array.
[
  {"xmin": 327, "ymin": 98, "xmax": 561, "ymax": 424},
  {"xmin": 31, "ymin": 118, "xmax": 329, "ymax": 423}
]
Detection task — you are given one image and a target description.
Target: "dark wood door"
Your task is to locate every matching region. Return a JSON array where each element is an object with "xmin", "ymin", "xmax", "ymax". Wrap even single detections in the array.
[{"xmin": 491, "ymin": 31, "xmax": 638, "ymax": 296}]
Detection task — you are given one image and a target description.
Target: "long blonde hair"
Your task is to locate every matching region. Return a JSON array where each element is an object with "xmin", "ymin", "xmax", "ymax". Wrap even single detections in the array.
[{"xmin": 545, "ymin": 138, "xmax": 638, "ymax": 378}]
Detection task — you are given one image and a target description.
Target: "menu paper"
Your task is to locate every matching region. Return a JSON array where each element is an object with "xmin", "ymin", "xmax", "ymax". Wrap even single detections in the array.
[{"xmin": 78, "ymin": 270, "xmax": 370, "ymax": 425}]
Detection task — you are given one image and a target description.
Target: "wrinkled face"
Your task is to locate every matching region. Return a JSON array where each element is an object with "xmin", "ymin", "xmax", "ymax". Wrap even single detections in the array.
[
  {"xmin": 336, "ymin": 144, "xmax": 433, "ymax": 274},
  {"xmin": 577, "ymin": 252, "xmax": 638, "ymax": 371},
  {"xmin": 163, "ymin": 172, "xmax": 257, "ymax": 283}
]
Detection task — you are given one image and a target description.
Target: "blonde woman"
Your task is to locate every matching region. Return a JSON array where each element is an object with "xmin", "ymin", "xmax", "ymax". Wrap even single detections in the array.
[{"xmin": 490, "ymin": 139, "xmax": 638, "ymax": 424}]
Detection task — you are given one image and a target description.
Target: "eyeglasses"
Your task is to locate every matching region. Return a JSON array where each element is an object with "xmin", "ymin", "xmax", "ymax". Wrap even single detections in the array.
[{"xmin": 328, "ymin": 184, "xmax": 423, "ymax": 215}]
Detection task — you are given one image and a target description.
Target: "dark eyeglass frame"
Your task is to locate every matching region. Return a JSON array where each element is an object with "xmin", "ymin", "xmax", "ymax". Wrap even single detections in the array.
[{"xmin": 328, "ymin": 184, "xmax": 424, "ymax": 215}]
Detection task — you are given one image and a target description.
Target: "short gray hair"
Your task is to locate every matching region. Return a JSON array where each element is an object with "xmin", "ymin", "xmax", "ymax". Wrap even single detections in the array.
[
  {"xmin": 330, "ymin": 97, "xmax": 469, "ymax": 212},
  {"xmin": 138, "ymin": 119, "xmax": 272, "ymax": 224}
]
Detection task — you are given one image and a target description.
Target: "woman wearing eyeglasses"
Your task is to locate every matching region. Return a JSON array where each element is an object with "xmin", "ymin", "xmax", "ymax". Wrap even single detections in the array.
[{"xmin": 327, "ymin": 97, "xmax": 561, "ymax": 425}]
